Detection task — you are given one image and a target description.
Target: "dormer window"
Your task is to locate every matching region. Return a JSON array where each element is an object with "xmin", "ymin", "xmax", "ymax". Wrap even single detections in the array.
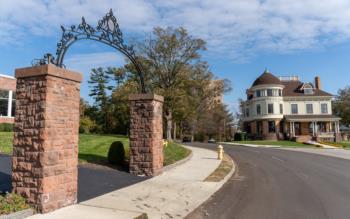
[
  {"xmin": 304, "ymin": 88, "xmax": 313, "ymax": 95},
  {"xmin": 301, "ymin": 83, "xmax": 314, "ymax": 95}
]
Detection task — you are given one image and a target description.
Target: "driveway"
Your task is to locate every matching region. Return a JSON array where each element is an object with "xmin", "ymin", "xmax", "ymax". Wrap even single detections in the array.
[
  {"xmin": 0, "ymin": 154, "xmax": 147, "ymax": 201},
  {"xmin": 186, "ymin": 143, "xmax": 350, "ymax": 219}
]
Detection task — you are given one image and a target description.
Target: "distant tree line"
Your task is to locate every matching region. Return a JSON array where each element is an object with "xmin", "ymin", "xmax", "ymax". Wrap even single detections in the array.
[
  {"xmin": 333, "ymin": 86, "xmax": 350, "ymax": 127},
  {"xmin": 80, "ymin": 26, "xmax": 233, "ymax": 141}
]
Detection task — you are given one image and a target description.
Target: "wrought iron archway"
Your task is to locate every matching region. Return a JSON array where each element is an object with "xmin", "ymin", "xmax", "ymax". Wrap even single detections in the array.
[{"xmin": 33, "ymin": 9, "xmax": 146, "ymax": 93}]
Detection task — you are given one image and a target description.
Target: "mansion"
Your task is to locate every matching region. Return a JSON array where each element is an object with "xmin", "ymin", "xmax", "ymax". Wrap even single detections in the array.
[{"xmin": 241, "ymin": 70, "xmax": 341, "ymax": 142}]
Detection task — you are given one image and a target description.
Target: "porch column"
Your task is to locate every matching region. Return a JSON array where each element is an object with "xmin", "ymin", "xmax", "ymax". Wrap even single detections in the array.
[
  {"xmin": 291, "ymin": 122, "xmax": 295, "ymax": 137},
  {"xmin": 335, "ymin": 121, "xmax": 340, "ymax": 134},
  {"xmin": 330, "ymin": 122, "xmax": 333, "ymax": 132},
  {"xmin": 312, "ymin": 122, "xmax": 315, "ymax": 137},
  {"xmin": 315, "ymin": 122, "xmax": 318, "ymax": 136}
]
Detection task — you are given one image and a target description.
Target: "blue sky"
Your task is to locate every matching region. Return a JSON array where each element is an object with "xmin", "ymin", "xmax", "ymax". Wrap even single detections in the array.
[{"xmin": 1, "ymin": 0, "xmax": 350, "ymax": 113}]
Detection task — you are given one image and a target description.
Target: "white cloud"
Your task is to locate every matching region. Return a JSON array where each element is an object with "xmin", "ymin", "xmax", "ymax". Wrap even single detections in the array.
[
  {"xmin": 65, "ymin": 52, "xmax": 125, "ymax": 78},
  {"xmin": 1, "ymin": 0, "xmax": 350, "ymax": 61}
]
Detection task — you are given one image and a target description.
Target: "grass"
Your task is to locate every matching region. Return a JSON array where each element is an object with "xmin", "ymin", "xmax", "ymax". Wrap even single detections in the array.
[
  {"xmin": 340, "ymin": 142, "xmax": 350, "ymax": 149},
  {"xmin": 205, "ymin": 154, "xmax": 233, "ymax": 182},
  {"xmin": 230, "ymin": 140, "xmax": 312, "ymax": 147},
  {"xmin": 163, "ymin": 142, "xmax": 191, "ymax": 166},
  {"xmin": 0, "ymin": 193, "xmax": 31, "ymax": 216},
  {"xmin": 321, "ymin": 141, "xmax": 350, "ymax": 149},
  {"xmin": 0, "ymin": 132, "xmax": 13, "ymax": 154},
  {"xmin": 78, "ymin": 134, "xmax": 129, "ymax": 163},
  {"xmin": 0, "ymin": 132, "xmax": 190, "ymax": 166}
]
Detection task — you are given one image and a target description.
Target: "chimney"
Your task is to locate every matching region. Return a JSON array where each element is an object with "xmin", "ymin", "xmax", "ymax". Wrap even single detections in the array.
[{"xmin": 315, "ymin": 76, "xmax": 321, "ymax": 90}]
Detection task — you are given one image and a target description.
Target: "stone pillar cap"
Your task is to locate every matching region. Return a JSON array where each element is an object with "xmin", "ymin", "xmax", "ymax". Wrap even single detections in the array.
[
  {"xmin": 15, "ymin": 64, "xmax": 83, "ymax": 83},
  {"xmin": 129, "ymin": 93, "xmax": 164, "ymax": 102}
]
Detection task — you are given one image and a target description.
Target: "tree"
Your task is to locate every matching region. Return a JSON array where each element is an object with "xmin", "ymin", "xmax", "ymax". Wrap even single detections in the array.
[
  {"xmin": 88, "ymin": 67, "xmax": 113, "ymax": 132},
  {"xmin": 195, "ymin": 103, "xmax": 234, "ymax": 141},
  {"xmin": 109, "ymin": 26, "xmax": 232, "ymax": 140},
  {"xmin": 333, "ymin": 86, "xmax": 350, "ymax": 126},
  {"xmin": 139, "ymin": 27, "xmax": 207, "ymax": 141},
  {"xmin": 110, "ymin": 79, "xmax": 139, "ymax": 135}
]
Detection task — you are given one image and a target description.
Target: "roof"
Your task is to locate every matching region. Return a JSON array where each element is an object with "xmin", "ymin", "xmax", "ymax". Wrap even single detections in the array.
[
  {"xmin": 284, "ymin": 115, "xmax": 341, "ymax": 122},
  {"xmin": 282, "ymin": 80, "xmax": 333, "ymax": 97},
  {"xmin": 0, "ymin": 74, "xmax": 15, "ymax": 79},
  {"xmin": 250, "ymin": 69, "xmax": 334, "ymax": 97},
  {"xmin": 252, "ymin": 70, "xmax": 283, "ymax": 87}
]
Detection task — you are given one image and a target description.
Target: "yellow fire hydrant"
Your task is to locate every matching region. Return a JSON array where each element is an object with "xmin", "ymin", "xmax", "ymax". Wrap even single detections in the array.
[
  {"xmin": 163, "ymin": 140, "xmax": 168, "ymax": 147},
  {"xmin": 217, "ymin": 145, "xmax": 224, "ymax": 160}
]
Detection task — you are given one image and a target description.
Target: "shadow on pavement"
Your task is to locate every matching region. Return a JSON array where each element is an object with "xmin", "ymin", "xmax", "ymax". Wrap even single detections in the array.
[
  {"xmin": 0, "ymin": 154, "xmax": 149, "ymax": 201},
  {"xmin": 78, "ymin": 165, "xmax": 149, "ymax": 202},
  {"xmin": 0, "ymin": 154, "xmax": 11, "ymax": 193}
]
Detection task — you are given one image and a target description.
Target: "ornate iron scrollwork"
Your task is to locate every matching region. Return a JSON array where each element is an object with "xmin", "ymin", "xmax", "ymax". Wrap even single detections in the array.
[{"xmin": 33, "ymin": 9, "xmax": 146, "ymax": 93}]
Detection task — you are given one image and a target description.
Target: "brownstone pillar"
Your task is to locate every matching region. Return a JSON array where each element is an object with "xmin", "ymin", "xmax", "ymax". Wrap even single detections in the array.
[
  {"xmin": 129, "ymin": 94, "xmax": 164, "ymax": 176},
  {"xmin": 12, "ymin": 64, "xmax": 82, "ymax": 213}
]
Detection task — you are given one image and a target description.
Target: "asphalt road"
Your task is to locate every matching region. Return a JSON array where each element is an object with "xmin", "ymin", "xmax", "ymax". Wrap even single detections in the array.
[
  {"xmin": 0, "ymin": 154, "xmax": 147, "ymax": 201},
  {"xmin": 185, "ymin": 143, "xmax": 350, "ymax": 219}
]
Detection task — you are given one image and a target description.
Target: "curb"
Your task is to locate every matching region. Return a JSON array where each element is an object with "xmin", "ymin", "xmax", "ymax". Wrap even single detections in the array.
[
  {"xmin": 163, "ymin": 146, "xmax": 193, "ymax": 172},
  {"xmin": 0, "ymin": 209, "xmax": 33, "ymax": 219},
  {"xmin": 184, "ymin": 151, "xmax": 236, "ymax": 219},
  {"xmin": 221, "ymin": 142, "xmax": 281, "ymax": 148},
  {"xmin": 221, "ymin": 153, "xmax": 236, "ymax": 183}
]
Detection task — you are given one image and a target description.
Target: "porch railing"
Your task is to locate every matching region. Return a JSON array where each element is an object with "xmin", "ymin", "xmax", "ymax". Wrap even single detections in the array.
[{"xmin": 316, "ymin": 132, "xmax": 335, "ymax": 137}]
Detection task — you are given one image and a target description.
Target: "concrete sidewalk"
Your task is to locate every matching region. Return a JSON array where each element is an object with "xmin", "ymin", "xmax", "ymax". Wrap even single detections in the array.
[{"xmin": 28, "ymin": 146, "xmax": 234, "ymax": 219}]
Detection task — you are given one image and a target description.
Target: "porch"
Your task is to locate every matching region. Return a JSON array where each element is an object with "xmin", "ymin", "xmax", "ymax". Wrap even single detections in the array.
[{"xmin": 284, "ymin": 115, "xmax": 341, "ymax": 142}]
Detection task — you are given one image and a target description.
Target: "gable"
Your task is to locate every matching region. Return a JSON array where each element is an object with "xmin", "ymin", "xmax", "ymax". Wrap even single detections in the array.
[{"xmin": 282, "ymin": 81, "xmax": 333, "ymax": 97}]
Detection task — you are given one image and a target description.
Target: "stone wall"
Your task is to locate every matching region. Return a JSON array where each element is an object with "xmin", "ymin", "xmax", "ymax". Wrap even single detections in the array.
[
  {"xmin": 12, "ymin": 65, "xmax": 82, "ymax": 213},
  {"xmin": 129, "ymin": 94, "xmax": 164, "ymax": 176}
]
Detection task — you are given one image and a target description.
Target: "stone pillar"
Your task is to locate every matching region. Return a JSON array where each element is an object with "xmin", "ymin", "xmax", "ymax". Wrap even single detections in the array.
[
  {"xmin": 129, "ymin": 94, "xmax": 164, "ymax": 176},
  {"xmin": 12, "ymin": 64, "xmax": 82, "ymax": 213}
]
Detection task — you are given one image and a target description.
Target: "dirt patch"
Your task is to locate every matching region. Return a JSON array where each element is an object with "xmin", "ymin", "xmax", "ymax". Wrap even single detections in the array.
[
  {"xmin": 204, "ymin": 154, "xmax": 233, "ymax": 182},
  {"xmin": 134, "ymin": 213, "xmax": 148, "ymax": 219}
]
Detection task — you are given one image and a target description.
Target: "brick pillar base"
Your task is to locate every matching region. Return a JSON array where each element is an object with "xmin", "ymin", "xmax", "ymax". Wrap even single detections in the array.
[
  {"xmin": 12, "ymin": 64, "xmax": 82, "ymax": 213},
  {"xmin": 129, "ymin": 94, "xmax": 164, "ymax": 176}
]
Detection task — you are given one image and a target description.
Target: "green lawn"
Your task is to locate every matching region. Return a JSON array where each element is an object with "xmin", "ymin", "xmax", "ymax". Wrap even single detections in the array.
[
  {"xmin": 0, "ymin": 132, "xmax": 190, "ymax": 166},
  {"xmin": 164, "ymin": 142, "xmax": 191, "ymax": 166},
  {"xmin": 230, "ymin": 140, "xmax": 313, "ymax": 147},
  {"xmin": 78, "ymin": 134, "xmax": 130, "ymax": 163},
  {"xmin": 340, "ymin": 142, "xmax": 350, "ymax": 149},
  {"xmin": 0, "ymin": 132, "xmax": 13, "ymax": 154}
]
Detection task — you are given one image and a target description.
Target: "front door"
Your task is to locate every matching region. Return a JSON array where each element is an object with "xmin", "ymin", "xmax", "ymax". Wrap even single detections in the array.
[{"xmin": 295, "ymin": 122, "xmax": 301, "ymax": 136}]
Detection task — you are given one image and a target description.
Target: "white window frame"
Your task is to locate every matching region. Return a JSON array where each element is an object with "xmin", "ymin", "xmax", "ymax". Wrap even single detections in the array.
[
  {"xmin": 0, "ymin": 89, "xmax": 12, "ymax": 117},
  {"xmin": 321, "ymin": 103, "xmax": 328, "ymax": 114},
  {"xmin": 256, "ymin": 104, "xmax": 261, "ymax": 115},
  {"xmin": 8, "ymin": 90, "xmax": 13, "ymax": 117},
  {"xmin": 291, "ymin": 103, "xmax": 298, "ymax": 114},
  {"xmin": 306, "ymin": 103, "xmax": 313, "ymax": 114},
  {"xmin": 267, "ymin": 103, "xmax": 274, "ymax": 114},
  {"xmin": 280, "ymin": 103, "xmax": 283, "ymax": 114}
]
